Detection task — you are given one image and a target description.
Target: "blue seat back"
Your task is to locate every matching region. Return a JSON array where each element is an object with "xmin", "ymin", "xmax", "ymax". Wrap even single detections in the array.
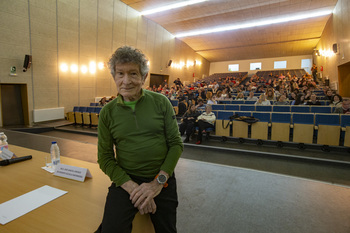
[
  {"xmin": 315, "ymin": 114, "xmax": 340, "ymax": 126},
  {"xmin": 244, "ymin": 101, "xmax": 256, "ymax": 105},
  {"xmin": 273, "ymin": 106, "xmax": 291, "ymax": 112},
  {"xmin": 219, "ymin": 100, "xmax": 231, "ymax": 105},
  {"xmin": 73, "ymin": 106, "xmax": 79, "ymax": 112},
  {"xmin": 79, "ymin": 107, "xmax": 87, "ymax": 112},
  {"xmin": 94, "ymin": 107, "xmax": 102, "ymax": 113},
  {"xmin": 341, "ymin": 115, "xmax": 350, "ymax": 127},
  {"xmin": 292, "ymin": 113, "xmax": 314, "ymax": 124},
  {"xmin": 240, "ymin": 105, "xmax": 255, "ymax": 111},
  {"xmin": 310, "ymin": 106, "xmax": 332, "ymax": 113},
  {"xmin": 235, "ymin": 111, "xmax": 252, "ymax": 117},
  {"xmin": 291, "ymin": 106, "xmax": 310, "ymax": 113},
  {"xmin": 86, "ymin": 107, "xmax": 95, "ymax": 113},
  {"xmin": 211, "ymin": 104, "xmax": 225, "ymax": 110},
  {"xmin": 256, "ymin": 105, "xmax": 272, "ymax": 112},
  {"xmin": 271, "ymin": 113, "xmax": 291, "ymax": 123},
  {"xmin": 217, "ymin": 111, "xmax": 234, "ymax": 120},
  {"xmin": 170, "ymin": 99, "xmax": 179, "ymax": 107},
  {"xmin": 231, "ymin": 100, "xmax": 244, "ymax": 105},
  {"xmin": 252, "ymin": 112, "xmax": 271, "ymax": 122},
  {"xmin": 225, "ymin": 105, "xmax": 240, "ymax": 111}
]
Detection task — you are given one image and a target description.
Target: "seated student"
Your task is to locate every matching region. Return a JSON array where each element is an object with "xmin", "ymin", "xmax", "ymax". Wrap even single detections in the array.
[
  {"xmin": 305, "ymin": 94, "xmax": 321, "ymax": 105},
  {"xmin": 265, "ymin": 89, "xmax": 276, "ymax": 101},
  {"xmin": 99, "ymin": 97, "xmax": 107, "ymax": 106},
  {"xmin": 206, "ymin": 91, "xmax": 217, "ymax": 104},
  {"xmin": 246, "ymin": 91, "xmax": 258, "ymax": 101},
  {"xmin": 235, "ymin": 92, "xmax": 245, "ymax": 100},
  {"xmin": 333, "ymin": 98, "xmax": 350, "ymax": 114},
  {"xmin": 196, "ymin": 99, "xmax": 206, "ymax": 110},
  {"xmin": 255, "ymin": 94, "xmax": 271, "ymax": 106},
  {"xmin": 322, "ymin": 90, "xmax": 333, "ymax": 102},
  {"xmin": 274, "ymin": 94, "xmax": 289, "ymax": 105},
  {"xmin": 179, "ymin": 104, "xmax": 200, "ymax": 143},
  {"xmin": 196, "ymin": 105, "xmax": 216, "ymax": 144},
  {"xmin": 291, "ymin": 93, "xmax": 306, "ymax": 105},
  {"xmin": 329, "ymin": 94, "xmax": 342, "ymax": 108}
]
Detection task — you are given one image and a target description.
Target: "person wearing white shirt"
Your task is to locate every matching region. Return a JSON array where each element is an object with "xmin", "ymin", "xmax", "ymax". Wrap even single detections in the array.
[
  {"xmin": 255, "ymin": 94, "xmax": 271, "ymax": 106},
  {"xmin": 196, "ymin": 105, "xmax": 216, "ymax": 144}
]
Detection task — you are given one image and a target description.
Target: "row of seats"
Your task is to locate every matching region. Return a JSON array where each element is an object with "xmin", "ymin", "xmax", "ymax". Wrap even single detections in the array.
[
  {"xmin": 170, "ymin": 99, "xmax": 331, "ymax": 107},
  {"xmin": 66, "ymin": 106, "xmax": 102, "ymax": 126},
  {"xmin": 214, "ymin": 111, "xmax": 350, "ymax": 147},
  {"xmin": 211, "ymin": 104, "xmax": 336, "ymax": 113}
]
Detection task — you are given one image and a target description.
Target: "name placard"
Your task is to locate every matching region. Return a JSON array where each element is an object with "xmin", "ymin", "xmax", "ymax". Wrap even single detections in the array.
[
  {"xmin": 54, "ymin": 164, "xmax": 92, "ymax": 182},
  {"xmin": 0, "ymin": 148, "xmax": 14, "ymax": 160}
]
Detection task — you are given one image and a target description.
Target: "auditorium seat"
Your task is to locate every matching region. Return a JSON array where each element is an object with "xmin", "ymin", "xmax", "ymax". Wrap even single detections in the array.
[
  {"xmin": 340, "ymin": 115, "xmax": 350, "ymax": 147},
  {"xmin": 270, "ymin": 113, "xmax": 291, "ymax": 142},
  {"xmin": 244, "ymin": 100, "xmax": 256, "ymax": 105},
  {"xmin": 225, "ymin": 105, "xmax": 240, "ymax": 111},
  {"xmin": 215, "ymin": 111, "xmax": 233, "ymax": 137},
  {"xmin": 292, "ymin": 113, "xmax": 315, "ymax": 144},
  {"xmin": 256, "ymin": 105, "xmax": 272, "ymax": 112},
  {"xmin": 240, "ymin": 105, "xmax": 255, "ymax": 112},
  {"xmin": 231, "ymin": 100, "xmax": 244, "ymax": 105},
  {"xmin": 75, "ymin": 107, "xmax": 87, "ymax": 125},
  {"xmin": 315, "ymin": 114, "xmax": 341, "ymax": 146},
  {"xmin": 91, "ymin": 107, "xmax": 102, "ymax": 127},
  {"xmin": 251, "ymin": 112, "xmax": 270, "ymax": 140},
  {"xmin": 211, "ymin": 104, "xmax": 225, "ymax": 110},
  {"xmin": 232, "ymin": 111, "xmax": 251, "ymax": 139},
  {"xmin": 291, "ymin": 106, "xmax": 310, "ymax": 113},
  {"xmin": 82, "ymin": 107, "xmax": 95, "ymax": 126},
  {"xmin": 310, "ymin": 106, "xmax": 332, "ymax": 114},
  {"xmin": 273, "ymin": 105, "xmax": 291, "ymax": 112}
]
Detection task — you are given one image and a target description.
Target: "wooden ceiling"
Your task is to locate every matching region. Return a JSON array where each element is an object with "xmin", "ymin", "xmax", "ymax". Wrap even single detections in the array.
[{"xmin": 121, "ymin": 0, "xmax": 338, "ymax": 62}]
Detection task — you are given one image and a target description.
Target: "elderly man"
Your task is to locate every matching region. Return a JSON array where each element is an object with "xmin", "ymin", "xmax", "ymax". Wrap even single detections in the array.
[
  {"xmin": 95, "ymin": 46, "xmax": 183, "ymax": 233},
  {"xmin": 334, "ymin": 98, "xmax": 350, "ymax": 114}
]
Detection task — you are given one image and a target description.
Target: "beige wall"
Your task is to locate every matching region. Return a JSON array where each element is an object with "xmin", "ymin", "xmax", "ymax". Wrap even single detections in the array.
[
  {"xmin": 210, "ymin": 55, "xmax": 313, "ymax": 76},
  {"xmin": 0, "ymin": 0, "xmax": 210, "ymax": 126},
  {"xmin": 314, "ymin": 0, "xmax": 350, "ymax": 95}
]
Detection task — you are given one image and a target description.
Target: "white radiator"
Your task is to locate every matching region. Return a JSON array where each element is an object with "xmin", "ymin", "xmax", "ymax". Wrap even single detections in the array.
[{"xmin": 33, "ymin": 107, "xmax": 65, "ymax": 122}]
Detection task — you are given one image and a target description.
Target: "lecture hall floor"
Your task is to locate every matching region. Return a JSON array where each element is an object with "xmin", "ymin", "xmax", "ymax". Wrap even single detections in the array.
[{"xmin": 2, "ymin": 120, "xmax": 350, "ymax": 232}]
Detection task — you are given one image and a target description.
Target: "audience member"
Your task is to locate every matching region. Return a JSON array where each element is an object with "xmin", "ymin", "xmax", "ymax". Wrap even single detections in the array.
[
  {"xmin": 179, "ymin": 104, "xmax": 200, "ymax": 143},
  {"xmin": 196, "ymin": 105, "xmax": 216, "ymax": 144},
  {"xmin": 305, "ymin": 94, "xmax": 321, "ymax": 105},
  {"xmin": 255, "ymin": 94, "xmax": 271, "ymax": 106},
  {"xmin": 329, "ymin": 94, "xmax": 342, "ymax": 108},
  {"xmin": 333, "ymin": 98, "xmax": 350, "ymax": 114},
  {"xmin": 246, "ymin": 91, "xmax": 258, "ymax": 101}
]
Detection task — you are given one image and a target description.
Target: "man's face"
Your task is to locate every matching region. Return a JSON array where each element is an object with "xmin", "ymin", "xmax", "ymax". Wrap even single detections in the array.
[
  {"xmin": 114, "ymin": 63, "xmax": 145, "ymax": 101},
  {"xmin": 342, "ymin": 100, "xmax": 350, "ymax": 110}
]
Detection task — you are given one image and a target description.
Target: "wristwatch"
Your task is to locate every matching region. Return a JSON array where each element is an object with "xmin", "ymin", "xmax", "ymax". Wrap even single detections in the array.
[{"xmin": 156, "ymin": 174, "xmax": 167, "ymax": 185}]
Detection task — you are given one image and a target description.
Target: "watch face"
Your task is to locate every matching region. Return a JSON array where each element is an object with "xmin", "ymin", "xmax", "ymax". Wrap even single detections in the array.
[{"xmin": 157, "ymin": 174, "xmax": 167, "ymax": 184}]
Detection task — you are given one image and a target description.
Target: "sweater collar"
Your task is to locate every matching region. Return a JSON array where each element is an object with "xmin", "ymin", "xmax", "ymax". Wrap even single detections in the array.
[{"xmin": 116, "ymin": 89, "xmax": 145, "ymax": 105}]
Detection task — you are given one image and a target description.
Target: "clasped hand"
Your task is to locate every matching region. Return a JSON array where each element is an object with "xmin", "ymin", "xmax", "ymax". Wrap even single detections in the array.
[{"xmin": 130, "ymin": 181, "xmax": 163, "ymax": 215}]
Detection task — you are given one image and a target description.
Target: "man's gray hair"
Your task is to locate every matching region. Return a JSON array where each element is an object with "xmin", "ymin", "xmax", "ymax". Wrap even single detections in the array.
[{"xmin": 108, "ymin": 46, "xmax": 149, "ymax": 79}]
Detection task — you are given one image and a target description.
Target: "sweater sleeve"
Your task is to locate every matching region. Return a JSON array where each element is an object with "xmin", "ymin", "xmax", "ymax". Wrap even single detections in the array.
[
  {"xmin": 97, "ymin": 107, "xmax": 131, "ymax": 186},
  {"xmin": 160, "ymin": 97, "xmax": 184, "ymax": 176}
]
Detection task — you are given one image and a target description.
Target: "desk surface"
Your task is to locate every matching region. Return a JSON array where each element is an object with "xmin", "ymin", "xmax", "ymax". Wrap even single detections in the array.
[{"xmin": 0, "ymin": 145, "xmax": 154, "ymax": 233}]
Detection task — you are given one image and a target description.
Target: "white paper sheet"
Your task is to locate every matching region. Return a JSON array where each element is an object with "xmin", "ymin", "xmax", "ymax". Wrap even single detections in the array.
[{"xmin": 0, "ymin": 185, "xmax": 67, "ymax": 225}]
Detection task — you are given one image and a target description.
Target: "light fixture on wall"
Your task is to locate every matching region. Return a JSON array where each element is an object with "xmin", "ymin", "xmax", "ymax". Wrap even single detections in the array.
[
  {"xmin": 98, "ymin": 62, "xmax": 104, "ymax": 70},
  {"xmin": 60, "ymin": 63, "xmax": 68, "ymax": 72},
  {"xmin": 70, "ymin": 64, "xmax": 78, "ymax": 73},
  {"xmin": 81, "ymin": 65, "xmax": 88, "ymax": 74}
]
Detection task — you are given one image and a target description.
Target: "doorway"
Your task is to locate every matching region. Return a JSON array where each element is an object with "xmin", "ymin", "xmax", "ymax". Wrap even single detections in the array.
[
  {"xmin": 150, "ymin": 74, "xmax": 169, "ymax": 89},
  {"xmin": 338, "ymin": 62, "xmax": 350, "ymax": 97},
  {"xmin": 0, "ymin": 84, "xmax": 29, "ymax": 127}
]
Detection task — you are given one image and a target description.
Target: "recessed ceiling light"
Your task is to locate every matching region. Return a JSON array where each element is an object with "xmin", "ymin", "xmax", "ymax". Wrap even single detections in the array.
[
  {"xmin": 176, "ymin": 10, "xmax": 333, "ymax": 38},
  {"xmin": 141, "ymin": 0, "xmax": 207, "ymax": 16}
]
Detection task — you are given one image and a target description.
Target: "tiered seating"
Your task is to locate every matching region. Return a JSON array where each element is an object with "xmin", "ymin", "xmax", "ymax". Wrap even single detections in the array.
[
  {"xmin": 209, "ymin": 104, "xmax": 335, "ymax": 113},
  {"xmin": 213, "ymin": 110, "xmax": 348, "ymax": 149},
  {"xmin": 255, "ymin": 69, "xmax": 307, "ymax": 79},
  {"xmin": 66, "ymin": 106, "xmax": 102, "ymax": 127}
]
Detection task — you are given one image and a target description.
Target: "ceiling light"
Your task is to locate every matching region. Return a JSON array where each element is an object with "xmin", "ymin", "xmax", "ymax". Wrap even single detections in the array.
[
  {"xmin": 81, "ymin": 65, "xmax": 88, "ymax": 74},
  {"xmin": 176, "ymin": 10, "xmax": 332, "ymax": 38},
  {"xmin": 141, "ymin": 0, "xmax": 207, "ymax": 15},
  {"xmin": 70, "ymin": 64, "xmax": 78, "ymax": 73}
]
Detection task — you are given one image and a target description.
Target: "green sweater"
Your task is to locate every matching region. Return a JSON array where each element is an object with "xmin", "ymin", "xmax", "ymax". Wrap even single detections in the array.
[{"xmin": 97, "ymin": 89, "xmax": 183, "ymax": 186}]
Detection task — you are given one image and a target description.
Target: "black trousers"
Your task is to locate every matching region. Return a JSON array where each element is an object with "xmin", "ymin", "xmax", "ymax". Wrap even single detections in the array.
[
  {"xmin": 197, "ymin": 120, "xmax": 214, "ymax": 141},
  {"xmin": 95, "ymin": 175, "xmax": 178, "ymax": 233},
  {"xmin": 179, "ymin": 121, "xmax": 196, "ymax": 137}
]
